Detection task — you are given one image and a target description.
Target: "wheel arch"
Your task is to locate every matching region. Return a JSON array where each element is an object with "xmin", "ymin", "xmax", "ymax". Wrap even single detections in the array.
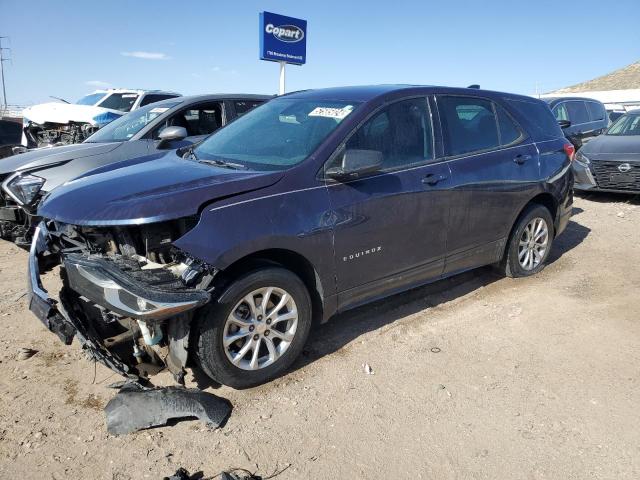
[
  {"xmin": 509, "ymin": 193, "xmax": 558, "ymax": 240},
  {"xmin": 500, "ymin": 192, "xmax": 558, "ymax": 262},
  {"xmin": 215, "ymin": 248, "xmax": 326, "ymax": 324}
]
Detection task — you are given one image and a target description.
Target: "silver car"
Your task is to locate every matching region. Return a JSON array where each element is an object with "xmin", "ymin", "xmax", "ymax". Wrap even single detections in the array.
[
  {"xmin": 0, "ymin": 94, "xmax": 270, "ymax": 245},
  {"xmin": 573, "ymin": 109, "xmax": 640, "ymax": 194}
]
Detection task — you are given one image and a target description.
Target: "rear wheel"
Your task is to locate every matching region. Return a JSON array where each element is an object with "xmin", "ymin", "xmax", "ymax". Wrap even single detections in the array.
[
  {"xmin": 195, "ymin": 267, "xmax": 312, "ymax": 389},
  {"xmin": 503, "ymin": 204, "xmax": 554, "ymax": 278}
]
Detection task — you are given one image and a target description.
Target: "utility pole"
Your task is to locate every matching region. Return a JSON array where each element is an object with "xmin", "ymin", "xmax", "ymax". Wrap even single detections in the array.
[{"xmin": 0, "ymin": 37, "xmax": 10, "ymax": 108}]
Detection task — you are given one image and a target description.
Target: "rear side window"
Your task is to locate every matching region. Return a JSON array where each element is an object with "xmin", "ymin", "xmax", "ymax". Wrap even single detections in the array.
[
  {"xmin": 586, "ymin": 101, "xmax": 605, "ymax": 121},
  {"xmin": 506, "ymin": 98, "xmax": 563, "ymax": 141},
  {"xmin": 495, "ymin": 104, "xmax": 523, "ymax": 145},
  {"xmin": 437, "ymin": 96, "xmax": 499, "ymax": 156},
  {"xmin": 566, "ymin": 101, "xmax": 589, "ymax": 125},
  {"xmin": 342, "ymin": 97, "xmax": 433, "ymax": 170},
  {"xmin": 234, "ymin": 100, "xmax": 264, "ymax": 116}
]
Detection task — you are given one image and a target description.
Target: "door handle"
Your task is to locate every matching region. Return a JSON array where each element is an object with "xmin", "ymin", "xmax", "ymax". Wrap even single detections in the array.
[
  {"xmin": 513, "ymin": 154, "xmax": 532, "ymax": 165},
  {"xmin": 422, "ymin": 173, "xmax": 448, "ymax": 186}
]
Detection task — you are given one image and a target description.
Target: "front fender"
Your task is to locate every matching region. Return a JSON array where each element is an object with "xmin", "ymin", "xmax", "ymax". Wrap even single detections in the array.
[{"xmin": 173, "ymin": 184, "xmax": 336, "ymax": 294}]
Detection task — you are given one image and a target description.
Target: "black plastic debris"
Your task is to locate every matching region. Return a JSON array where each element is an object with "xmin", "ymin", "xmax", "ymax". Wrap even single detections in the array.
[
  {"xmin": 220, "ymin": 470, "xmax": 262, "ymax": 480},
  {"xmin": 104, "ymin": 382, "xmax": 232, "ymax": 435},
  {"xmin": 163, "ymin": 467, "xmax": 203, "ymax": 480}
]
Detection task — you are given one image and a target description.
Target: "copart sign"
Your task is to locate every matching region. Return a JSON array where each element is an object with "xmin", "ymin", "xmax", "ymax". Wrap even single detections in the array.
[{"xmin": 259, "ymin": 11, "xmax": 307, "ymax": 65}]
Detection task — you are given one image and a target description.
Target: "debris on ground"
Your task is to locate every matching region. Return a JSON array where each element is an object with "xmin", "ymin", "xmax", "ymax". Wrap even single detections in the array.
[
  {"xmin": 220, "ymin": 464, "xmax": 291, "ymax": 479},
  {"xmin": 12, "ymin": 291, "xmax": 27, "ymax": 302},
  {"xmin": 362, "ymin": 363, "xmax": 374, "ymax": 375},
  {"xmin": 162, "ymin": 465, "xmax": 290, "ymax": 480},
  {"xmin": 163, "ymin": 467, "xmax": 203, "ymax": 480},
  {"xmin": 16, "ymin": 347, "xmax": 38, "ymax": 360},
  {"xmin": 104, "ymin": 382, "xmax": 232, "ymax": 435}
]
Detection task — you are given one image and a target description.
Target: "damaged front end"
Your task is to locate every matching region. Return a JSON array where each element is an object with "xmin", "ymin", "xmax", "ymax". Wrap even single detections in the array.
[
  {"xmin": 24, "ymin": 120, "xmax": 99, "ymax": 148},
  {"xmin": 28, "ymin": 218, "xmax": 217, "ymax": 384},
  {"xmin": 0, "ymin": 186, "xmax": 32, "ymax": 246}
]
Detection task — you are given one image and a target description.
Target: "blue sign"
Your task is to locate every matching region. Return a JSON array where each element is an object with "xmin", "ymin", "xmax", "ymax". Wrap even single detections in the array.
[{"xmin": 259, "ymin": 11, "xmax": 307, "ymax": 65}]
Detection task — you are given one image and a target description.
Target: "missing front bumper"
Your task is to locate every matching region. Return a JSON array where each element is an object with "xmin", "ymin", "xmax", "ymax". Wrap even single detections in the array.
[
  {"xmin": 28, "ymin": 223, "xmax": 212, "ymax": 381},
  {"xmin": 63, "ymin": 254, "xmax": 210, "ymax": 321},
  {"xmin": 28, "ymin": 224, "xmax": 137, "ymax": 378}
]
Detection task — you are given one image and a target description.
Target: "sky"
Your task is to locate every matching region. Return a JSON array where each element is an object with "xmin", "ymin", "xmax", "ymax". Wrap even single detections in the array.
[{"xmin": 1, "ymin": 0, "xmax": 639, "ymax": 106}]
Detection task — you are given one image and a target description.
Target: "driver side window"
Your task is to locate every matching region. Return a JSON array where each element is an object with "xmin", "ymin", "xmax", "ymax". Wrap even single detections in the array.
[
  {"xmin": 331, "ymin": 97, "xmax": 433, "ymax": 173},
  {"xmin": 153, "ymin": 102, "xmax": 224, "ymax": 139}
]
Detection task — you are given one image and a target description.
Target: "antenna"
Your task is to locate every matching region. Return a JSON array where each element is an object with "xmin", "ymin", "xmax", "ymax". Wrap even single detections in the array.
[{"xmin": 0, "ymin": 36, "xmax": 11, "ymax": 108}]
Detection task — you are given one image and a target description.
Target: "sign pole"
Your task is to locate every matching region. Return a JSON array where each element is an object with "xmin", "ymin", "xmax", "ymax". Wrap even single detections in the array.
[
  {"xmin": 260, "ymin": 12, "xmax": 306, "ymax": 96},
  {"xmin": 279, "ymin": 61, "xmax": 286, "ymax": 95}
]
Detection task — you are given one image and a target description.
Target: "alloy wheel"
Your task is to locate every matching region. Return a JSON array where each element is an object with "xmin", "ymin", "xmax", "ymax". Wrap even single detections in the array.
[
  {"xmin": 518, "ymin": 217, "xmax": 549, "ymax": 271},
  {"xmin": 223, "ymin": 287, "xmax": 298, "ymax": 370}
]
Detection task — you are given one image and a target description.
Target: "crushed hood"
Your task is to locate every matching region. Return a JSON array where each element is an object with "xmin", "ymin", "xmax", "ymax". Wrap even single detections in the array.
[
  {"xmin": 37, "ymin": 150, "xmax": 285, "ymax": 225},
  {"xmin": 582, "ymin": 135, "xmax": 640, "ymax": 161},
  {"xmin": 22, "ymin": 102, "xmax": 124, "ymax": 126},
  {"xmin": 0, "ymin": 142, "xmax": 121, "ymax": 176}
]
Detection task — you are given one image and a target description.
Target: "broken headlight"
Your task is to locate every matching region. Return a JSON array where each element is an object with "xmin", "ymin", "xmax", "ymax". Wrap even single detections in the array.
[
  {"xmin": 2, "ymin": 173, "xmax": 45, "ymax": 206},
  {"xmin": 574, "ymin": 150, "xmax": 590, "ymax": 166}
]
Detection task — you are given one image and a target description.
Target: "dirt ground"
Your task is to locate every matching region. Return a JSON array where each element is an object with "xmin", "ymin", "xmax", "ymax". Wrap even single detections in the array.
[{"xmin": 0, "ymin": 193, "xmax": 639, "ymax": 480}]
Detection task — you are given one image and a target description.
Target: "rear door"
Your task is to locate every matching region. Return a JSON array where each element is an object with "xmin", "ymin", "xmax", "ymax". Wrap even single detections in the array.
[
  {"xmin": 436, "ymin": 95, "xmax": 540, "ymax": 274},
  {"xmin": 586, "ymin": 100, "xmax": 608, "ymax": 132},
  {"xmin": 564, "ymin": 101, "xmax": 592, "ymax": 147},
  {"xmin": 325, "ymin": 97, "xmax": 451, "ymax": 309}
]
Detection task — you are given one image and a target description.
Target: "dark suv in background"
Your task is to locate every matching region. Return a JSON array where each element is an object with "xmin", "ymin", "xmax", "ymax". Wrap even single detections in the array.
[
  {"xmin": 544, "ymin": 97, "xmax": 609, "ymax": 149},
  {"xmin": 28, "ymin": 85, "xmax": 575, "ymax": 389}
]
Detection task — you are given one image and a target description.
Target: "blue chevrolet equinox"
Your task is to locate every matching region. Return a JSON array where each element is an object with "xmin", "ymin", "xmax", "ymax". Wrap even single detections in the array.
[{"xmin": 28, "ymin": 85, "xmax": 575, "ymax": 388}]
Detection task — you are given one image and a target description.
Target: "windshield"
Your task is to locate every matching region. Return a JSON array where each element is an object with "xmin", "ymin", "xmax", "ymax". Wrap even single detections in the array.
[
  {"xmin": 194, "ymin": 98, "xmax": 359, "ymax": 170},
  {"xmin": 76, "ymin": 93, "xmax": 107, "ymax": 105},
  {"xmin": 607, "ymin": 113, "xmax": 640, "ymax": 136},
  {"xmin": 85, "ymin": 102, "xmax": 179, "ymax": 143}
]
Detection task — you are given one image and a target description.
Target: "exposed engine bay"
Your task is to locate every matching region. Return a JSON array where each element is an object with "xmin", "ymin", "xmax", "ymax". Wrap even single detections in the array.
[
  {"xmin": 39, "ymin": 218, "xmax": 218, "ymax": 384},
  {"xmin": 24, "ymin": 121, "xmax": 99, "ymax": 148}
]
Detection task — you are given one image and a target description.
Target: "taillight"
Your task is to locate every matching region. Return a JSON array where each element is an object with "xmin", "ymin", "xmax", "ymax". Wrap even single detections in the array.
[{"xmin": 563, "ymin": 143, "xmax": 575, "ymax": 162}]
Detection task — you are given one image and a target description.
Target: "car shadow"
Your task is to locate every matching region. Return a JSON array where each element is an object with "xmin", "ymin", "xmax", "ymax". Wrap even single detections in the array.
[
  {"xmin": 546, "ymin": 219, "xmax": 591, "ymax": 265},
  {"xmin": 293, "ymin": 218, "xmax": 591, "ymax": 377},
  {"xmin": 190, "ymin": 216, "xmax": 591, "ymax": 391},
  {"xmin": 576, "ymin": 191, "xmax": 640, "ymax": 205}
]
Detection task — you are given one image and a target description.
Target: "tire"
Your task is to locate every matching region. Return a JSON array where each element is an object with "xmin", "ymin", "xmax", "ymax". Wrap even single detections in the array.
[
  {"xmin": 502, "ymin": 204, "xmax": 555, "ymax": 278},
  {"xmin": 195, "ymin": 267, "xmax": 312, "ymax": 389}
]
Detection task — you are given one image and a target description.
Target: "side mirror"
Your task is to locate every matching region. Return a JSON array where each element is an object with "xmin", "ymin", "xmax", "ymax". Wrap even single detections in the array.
[
  {"xmin": 326, "ymin": 149, "xmax": 383, "ymax": 180},
  {"xmin": 558, "ymin": 119, "xmax": 571, "ymax": 129},
  {"xmin": 157, "ymin": 126, "xmax": 187, "ymax": 148}
]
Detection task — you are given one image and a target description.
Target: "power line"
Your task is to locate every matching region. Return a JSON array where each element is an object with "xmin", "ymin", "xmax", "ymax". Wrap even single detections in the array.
[{"xmin": 0, "ymin": 36, "xmax": 11, "ymax": 108}]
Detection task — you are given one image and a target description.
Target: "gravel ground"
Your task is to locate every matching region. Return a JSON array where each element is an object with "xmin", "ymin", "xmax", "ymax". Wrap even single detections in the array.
[{"xmin": 0, "ymin": 193, "xmax": 639, "ymax": 479}]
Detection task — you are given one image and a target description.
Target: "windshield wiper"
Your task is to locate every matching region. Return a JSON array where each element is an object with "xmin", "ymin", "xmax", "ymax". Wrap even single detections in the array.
[
  {"xmin": 182, "ymin": 147, "xmax": 245, "ymax": 169},
  {"xmin": 198, "ymin": 158, "xmax": 247, "ymax": 170},
  {"xmin": 182, "ymin": 145, "xmax": 198, "ymax": 161}
]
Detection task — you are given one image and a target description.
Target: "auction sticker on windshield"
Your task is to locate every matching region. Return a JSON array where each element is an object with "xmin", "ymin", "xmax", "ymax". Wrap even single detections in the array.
[
  {"xmin": 150, "ymin": 107, "xmax": 170, "ymax": 114},
  {"xmin": 308, "ymin": 105, "xmax": 354, "ymax": 120}
]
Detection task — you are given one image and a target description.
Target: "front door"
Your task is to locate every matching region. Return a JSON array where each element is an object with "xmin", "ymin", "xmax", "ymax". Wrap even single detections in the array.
[{"xmin": 325, "ymin": 97, "xmax": 451, "ymax": 310}]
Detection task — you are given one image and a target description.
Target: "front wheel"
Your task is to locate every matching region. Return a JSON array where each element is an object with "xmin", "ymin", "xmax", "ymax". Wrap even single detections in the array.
[
  {"xmin": 502, "ymin": 204, "xmax": 554, "ymax": 278},
  {"xmin": 195, "ymin": 267, "xmax": 312, "ymax": 389}
]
